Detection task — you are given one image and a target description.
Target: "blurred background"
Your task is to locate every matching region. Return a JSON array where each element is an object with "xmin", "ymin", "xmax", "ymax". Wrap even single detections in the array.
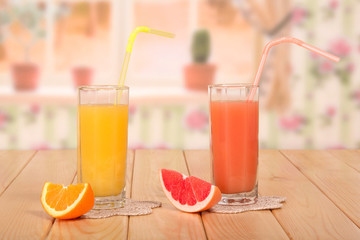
[{"xmin": 0, "ymin": 0, "xmax": 359, "ymax": 150}]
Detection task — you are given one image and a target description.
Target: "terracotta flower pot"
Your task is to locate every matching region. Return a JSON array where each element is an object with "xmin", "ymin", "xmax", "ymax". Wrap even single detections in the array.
[
  {"xmin": 12, "ymin": 63, "xmax": 39, "ymax": 91},
  {"xmin": 72, "ymin": 66, "xmax": 93, "ymax": 88},
  {"xmin": 183, "ymin": 64, "xmax": 216, "ymax": 91},
  {"xmin": 0, "ymin": 44, "xmax": 6, "ymax": 61}
]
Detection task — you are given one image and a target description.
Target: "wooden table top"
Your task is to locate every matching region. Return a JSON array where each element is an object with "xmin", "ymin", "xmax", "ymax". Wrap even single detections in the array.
[{"xmin": 0, "ymin": 149, "xmax": 359, "ymax": 239}]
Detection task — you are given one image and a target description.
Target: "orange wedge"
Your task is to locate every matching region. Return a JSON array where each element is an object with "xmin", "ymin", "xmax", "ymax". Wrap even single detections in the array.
[{"xmin": 41, "ymin": 182, "xmax": 94, "ymax": 219}]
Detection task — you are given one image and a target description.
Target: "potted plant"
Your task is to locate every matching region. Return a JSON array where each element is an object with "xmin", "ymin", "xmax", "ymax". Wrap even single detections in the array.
[
  {"xmin": 69, "ymin": 3, "xmax": 96, "ymax": 88},
  {"xmin": 8, "ymin": 3, "xmax": 45, "ymax": 91},
  {"xmin": 183, "ymin": 29, "xmax": 216, "ymax": 91},
  {"xmin": 0, "ymin": 7, "xmax": 11, "ymax": 62},
  {"xmin": 72, "ymin": 66, "xmax": 94, "ymax": 88}
]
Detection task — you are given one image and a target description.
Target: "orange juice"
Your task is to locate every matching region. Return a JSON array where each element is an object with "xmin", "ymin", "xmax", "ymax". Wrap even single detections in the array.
[
  {"xmin": 78, "ymin": 104, "xmax": 128, "ymax": 197},
  {"xmin": 210, "ymin": 100, "xmax": 259, "ymax": 194}
]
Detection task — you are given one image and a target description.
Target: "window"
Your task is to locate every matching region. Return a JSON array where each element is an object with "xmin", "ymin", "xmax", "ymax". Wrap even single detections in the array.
[
  {"xmin": 129, "ymin": 0, "xmax": 256, "ymax": 86},
  {"xmin": 53, "ymin": 2, "xmax": 113, "ymax": 83},
  {"xmin": 0, "ymin": 0, "xmax": 123, "ymax": 87},
  {"xmin": 0, "ymin": 0, "xmax": 256, "ymax": 88}
]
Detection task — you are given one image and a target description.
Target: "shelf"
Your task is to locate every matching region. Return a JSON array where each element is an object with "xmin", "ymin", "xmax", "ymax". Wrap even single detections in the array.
[{"xmin": 0, "ymin": 86, "xmax": 208, "ymax": 105}]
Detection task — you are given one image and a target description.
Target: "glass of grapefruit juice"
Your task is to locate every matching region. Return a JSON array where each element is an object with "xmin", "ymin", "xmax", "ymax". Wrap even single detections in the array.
[
  {"xmin": 78, "ymin": 85, "xmax": 129, "ymax": 209},
  {"xmin": 209, "ymin": 84, "xmax": 259, "ymax": 205}
]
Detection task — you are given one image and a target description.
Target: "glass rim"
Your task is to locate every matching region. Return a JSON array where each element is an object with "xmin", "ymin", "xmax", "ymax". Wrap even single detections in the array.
[
  {"xmin": 78, "ymin": 85, "xmax": 129, "ymax": 91},
  {"xmin": 208, "ymin": 83, "xmax": 258, "ymax": 89}
]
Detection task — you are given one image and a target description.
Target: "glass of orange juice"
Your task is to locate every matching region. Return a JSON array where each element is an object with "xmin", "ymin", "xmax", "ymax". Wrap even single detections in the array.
[
  {"xmin": 78, "ymin": 85, "xmax": 129, "ymax": 209},
  {"xmin": 209, "ymin": 84, "xmax": 259, "ymax": 205}
]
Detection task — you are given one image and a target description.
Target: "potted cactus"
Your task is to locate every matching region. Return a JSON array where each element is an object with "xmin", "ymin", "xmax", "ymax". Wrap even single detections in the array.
[{"xmin": 183, "ymin": 29, "xmax": 216, "ymax": 91}]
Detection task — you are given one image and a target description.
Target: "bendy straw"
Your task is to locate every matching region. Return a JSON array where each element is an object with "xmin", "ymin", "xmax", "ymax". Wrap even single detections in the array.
[
  {"xmin": 247, "ymin": 37, "xmax": 340, "ymax": 101},
  {"xmin": 118, "ymin": 26, "xmax": 175, "ymax": 87}
]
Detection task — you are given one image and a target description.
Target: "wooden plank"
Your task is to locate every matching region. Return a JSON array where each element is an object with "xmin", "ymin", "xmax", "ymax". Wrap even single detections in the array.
[
  {"xmin": 281, "ymin": 150, "xmax": 360, "ymax": 229},
  {"xmin": 0, "ymin": 150, "xmax": 36, "ymax": 195},
  {"xmin": 183, "ymin": 150, "xmax": 211, "ymax": 181},
  {"xmin": 184, "ymin": 150, "xmax": 289, "ymax": 240},
  {"xmin": 0, "ymin": 150, "xmax": 76, "ymax": 239},
  {"xmin": 126, "ymin": 150, "xmax": 135, "ymax": 198},
  {"xmin": 328, "ymin": 149, "xmax": 360, "ymax": 172},
  {"xmin": 261, "ymin": 150, "xmax": 360, "ymax": 239},
  {"xmin": 47, "ymin": 150, "xmax": 135, "ymax": 240},
  {"xmin": 128, "ymin": 150, "xmax": 207, "ymax": 240}
]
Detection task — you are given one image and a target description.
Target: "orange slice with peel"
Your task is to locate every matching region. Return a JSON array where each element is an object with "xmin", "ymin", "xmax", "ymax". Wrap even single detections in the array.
[
  {"xmin": 41, "ymin": 182, "xmax": 94, "ymax": 219},
  {"xmin": 159, "ymin": 169, "xmax": 221, "ymax": 212}
]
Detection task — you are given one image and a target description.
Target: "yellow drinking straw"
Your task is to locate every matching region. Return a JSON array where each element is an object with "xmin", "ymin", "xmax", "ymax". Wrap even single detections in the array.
[{"xmin": 118, "ymin": 26, "xmax": 175, "ymax": 87}]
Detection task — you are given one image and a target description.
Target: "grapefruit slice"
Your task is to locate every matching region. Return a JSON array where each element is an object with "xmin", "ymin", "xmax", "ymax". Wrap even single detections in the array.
[{"xmin": 159, "ymin": 169, "xmax": 221, "ymax": 212}]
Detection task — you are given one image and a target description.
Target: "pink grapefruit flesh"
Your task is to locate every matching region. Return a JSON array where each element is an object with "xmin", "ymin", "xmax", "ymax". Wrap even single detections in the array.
[{"xmin": 159, "ymin": 169, "xmax": 221, "ymax": 212}]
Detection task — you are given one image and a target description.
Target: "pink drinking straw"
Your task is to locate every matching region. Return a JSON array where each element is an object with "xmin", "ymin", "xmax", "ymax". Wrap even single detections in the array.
[{"xmin": 247, "ymin": 37, "xmax": 340, "ymax": 101}]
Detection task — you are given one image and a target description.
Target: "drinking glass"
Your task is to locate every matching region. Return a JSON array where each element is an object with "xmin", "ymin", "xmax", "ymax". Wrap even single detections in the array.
[
  {"xmin": 78, "ymin": 85, "xmax": 129, "ymax": 209},
  {"xmin": 209, "ymin": 84, "xmax": 259, "ymax": 205}
]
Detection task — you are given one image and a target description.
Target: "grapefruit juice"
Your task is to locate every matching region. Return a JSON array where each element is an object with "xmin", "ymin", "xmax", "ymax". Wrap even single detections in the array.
[
  {"xmin": 210, "ymin": 100, "xmax": 259, "ymax": 194},
  {"xmin": 209, "ymin": 84, "xmax": 259, "ymax": 205}
]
